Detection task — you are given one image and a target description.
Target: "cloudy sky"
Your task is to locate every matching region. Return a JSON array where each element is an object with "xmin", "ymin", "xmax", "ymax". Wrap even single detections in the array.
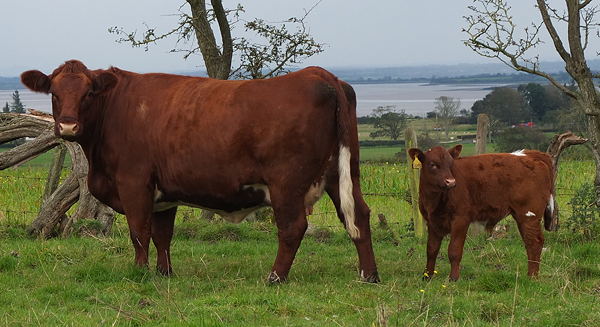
[{"xmin": 0, "ymin": 0, "xmax": 583, "ymax": 76}]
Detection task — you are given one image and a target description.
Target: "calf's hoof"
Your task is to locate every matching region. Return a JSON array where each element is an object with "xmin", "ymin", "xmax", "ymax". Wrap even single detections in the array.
[
  {"xmin": 360, "ymin": 271, "xmax": 381, "ymax": 283},
  {"xmin": 267, "ymin": 271, "xmax": 287, "ymax": 284}
]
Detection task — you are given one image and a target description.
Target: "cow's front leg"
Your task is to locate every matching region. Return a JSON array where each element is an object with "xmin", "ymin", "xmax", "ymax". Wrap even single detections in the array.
[
  {"xmin": 118, "ymin": 182, "xmax": 154, "ymax": 269},
  {"xmin": 152, "ymin": 207, "xmax": 177, "ymax": 276},
  {"xmin": 448, "ymin": 218, "xmax": 469, "ymax": 281},
  {"xmin": 268, "ymin": 196, "xmax": 307, "ymax": 284},
  {"xmin": 424, "ymin": 225, "xmax": 445, "ymax": 280}
]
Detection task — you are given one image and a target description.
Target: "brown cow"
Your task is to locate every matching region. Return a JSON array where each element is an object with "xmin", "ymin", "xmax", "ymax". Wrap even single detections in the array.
[
  {"xmin": 21, "ymin": 60, "xmax": 379, "ymax": 283},
  {"xmin": 408, "ymin": 145, "xmax": 554, "ymax": 281}
]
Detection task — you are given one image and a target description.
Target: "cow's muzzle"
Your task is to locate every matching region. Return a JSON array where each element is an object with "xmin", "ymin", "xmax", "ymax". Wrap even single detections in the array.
[{"xmin": 59, "ymin": 122, "xmax": 79, "ymax": 137}]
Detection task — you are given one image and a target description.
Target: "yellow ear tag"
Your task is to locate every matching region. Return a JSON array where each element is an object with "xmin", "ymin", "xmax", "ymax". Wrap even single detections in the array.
[{"xmin": 412, "ymin": 157, "xmax": 422, "ymax": 169}]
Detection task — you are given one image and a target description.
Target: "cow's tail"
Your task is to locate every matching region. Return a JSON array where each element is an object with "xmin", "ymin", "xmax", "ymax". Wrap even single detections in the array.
[
  {"xmin": 329, "ymin": 78, "xmax": 360, "ymax": 240},
  {"xmin": 544, "ymin": 193, "xmax": 556, "ymax": 231}
]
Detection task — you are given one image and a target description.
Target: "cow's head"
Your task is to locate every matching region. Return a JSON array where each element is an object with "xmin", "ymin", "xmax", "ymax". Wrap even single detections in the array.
[
  {"xmin": 20, "ymin": 60, "xmax": 117, "ymax": 141},
  {"xmin": 408, "ymin": 145, "xmax": 462, "ymax": 190}
]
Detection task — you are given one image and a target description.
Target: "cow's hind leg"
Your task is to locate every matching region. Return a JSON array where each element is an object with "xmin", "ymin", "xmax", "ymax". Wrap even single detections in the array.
[
  {"xmin": 325, "ymin": 183, "xmax": 379, "ymax": 283},
  {"xmin": 152, "ymin": 207, "xmax": 177, "ymax": 276},
  {"xmin": 513, "ymin": 210, "xmax": 544, "ymax": 277},
  {"xmin": 268, "ymin": 190, "xmax": 308, "ymax": 284}
]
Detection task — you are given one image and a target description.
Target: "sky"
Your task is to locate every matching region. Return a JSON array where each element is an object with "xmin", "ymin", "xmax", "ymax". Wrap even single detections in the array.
[{"xmin": 0, "ymin": 0, "xmax": 588, "ymax": 76}]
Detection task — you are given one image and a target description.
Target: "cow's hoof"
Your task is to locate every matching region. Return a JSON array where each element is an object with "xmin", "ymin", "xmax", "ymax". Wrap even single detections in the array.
[
  {"xmin": 448, "ymin": 275, "xmax": 459, "ymax": 282},
  {"xmin": 361, "ymin": 271, "xmax": 381, "ymax": 283},
  {"xmin": 267, "ymin": 271, "xmax": 287, "ymax": 284},
  {"xmin": 157, "ymin": 266, "xmax": 173, "ymax": 277}
]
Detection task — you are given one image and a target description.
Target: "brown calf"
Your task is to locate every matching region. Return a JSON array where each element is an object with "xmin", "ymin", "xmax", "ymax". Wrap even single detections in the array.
[
  {"xmin": 408, "ymin": 145, "xmax": 554, "ymax": 281},
  {"xmin": 21, "ymin": 60, "xmax": 379, "ymax": 283}
]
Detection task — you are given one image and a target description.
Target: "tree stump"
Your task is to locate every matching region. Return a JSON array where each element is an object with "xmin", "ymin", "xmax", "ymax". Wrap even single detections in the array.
[{"xmin": 0, "ymin": 111, "xmax": 116, "ymax": 238}]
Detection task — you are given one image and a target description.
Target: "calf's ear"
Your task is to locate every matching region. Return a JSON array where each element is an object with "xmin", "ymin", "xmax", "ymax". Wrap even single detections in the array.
[
  {"xmin": 21, "ymin": 70, "xmax": 51, "ymax": 94},
  {"xmin": 408, "ymin": 148, "xmax": 425, "ymax": 162},
  {"xmin": 448, "ymin": 144, "xmax": 462, "ymax": 159},
  {"xmin": 92, "ymin": 72, "xmax": 117, "ymax": 94}
]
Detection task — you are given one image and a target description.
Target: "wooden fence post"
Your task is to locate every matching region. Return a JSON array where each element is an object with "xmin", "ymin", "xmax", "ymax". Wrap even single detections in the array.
[
  {"xmin": 405, "ymin": 127, "xmax": 425, "ymax": 238},
  {"xmin": 476, "ymin": 114, "xmax": 489, "ymax": 155}
]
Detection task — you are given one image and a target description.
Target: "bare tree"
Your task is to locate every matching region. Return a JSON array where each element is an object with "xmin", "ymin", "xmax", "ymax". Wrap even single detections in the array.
[
  {"xmin": 108, "ymin": 1, "xmax": 324, "ymax": 80},
  {"xmin": 434, "ymin": 96, "xmax": 460, "ymax": 139},
  {"xmin": 463, "ymin": 0, "xmax": 600, "ymax": 204}
]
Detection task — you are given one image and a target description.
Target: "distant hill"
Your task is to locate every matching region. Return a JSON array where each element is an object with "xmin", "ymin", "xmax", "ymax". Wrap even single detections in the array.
[
  {"xmin": 0, "ymin": 77, "xmax": 21, "ymax": 90},
  {"xmin": 1, "ymin": 60, "xmax": 596, "ymax": 89}
]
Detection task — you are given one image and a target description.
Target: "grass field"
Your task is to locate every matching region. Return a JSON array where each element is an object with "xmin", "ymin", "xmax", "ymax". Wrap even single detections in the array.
[{"xmin": 1, "ymin": 151, "xmax": 599, "ymax": 325}]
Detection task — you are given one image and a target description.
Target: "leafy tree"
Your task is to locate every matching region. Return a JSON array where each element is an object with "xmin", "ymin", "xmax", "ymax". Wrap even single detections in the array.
[
  {"xmin": 470, "ymin": 87, "xmax": 530, "ymax": 125},
  {"xmin": 518, "ymin": 83, "xmax": 572, "ymax": 121},
  {"xmin": 494, "ymin": 127, "xmax": 549, "ymax": 153},
  {"xmin": 464, "ymin": 0, "xmax": 600, "ymax": 204},
  {"xmin": 10, "ymin": 90, "xmax": 25, "ymax": 113},
  {"xmin": 434, "ymin": 96, "xmax": 460, "ymax": 139},
  {"xmin": 369, "ymin": 106, "xmax": 408, "ymax": 141},
  {"xmin": 109, "ymin": 1, "xmax": 323, "ymax": 80},
  {"xmin": 2, "ymin": 102, "xmax": 9, "ymax": 113}
]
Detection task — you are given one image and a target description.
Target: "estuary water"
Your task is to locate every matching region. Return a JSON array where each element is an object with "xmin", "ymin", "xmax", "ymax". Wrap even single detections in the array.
[{"xmin": 0, "ymin": 82, "xmax": 502, "ymax": 117}]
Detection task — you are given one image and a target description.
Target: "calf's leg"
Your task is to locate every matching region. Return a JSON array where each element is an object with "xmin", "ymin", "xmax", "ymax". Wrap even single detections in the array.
[
  {"xmin": 424, "ymin": 226, "xmax": 445, "ymax": 280},
  {"xmin": 151, "ymin": 207, "xmax": 177, "ymax": 276},
  {"xmin": 448, "ymin": 218, "xmax": 469, "ymax": 281},
  {"xmin": 514, "ymin": 213, "xmax": 544, "ymax": 277}
]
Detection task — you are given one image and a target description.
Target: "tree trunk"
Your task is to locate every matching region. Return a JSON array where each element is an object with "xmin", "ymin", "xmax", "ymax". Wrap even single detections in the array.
[{"xmin": 0, "ymin": 112, "xmax": 116, "ymax": 238}]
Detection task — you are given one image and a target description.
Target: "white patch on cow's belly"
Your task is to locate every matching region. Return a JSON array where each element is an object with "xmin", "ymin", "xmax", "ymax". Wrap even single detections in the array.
[
  {"xmin": 304, "ymin": 179, "xmax": 326, "ymax": 209},
  {"xmin": 153, "ymin": 201, "xmax": 262, "ymax": 223},
  {"xmin": 525, "ymin": 211, "xmax": 536, "ymax": 217},
  {"xmin": 511, "ymin": 149, "xmax": 526, "ymax": 156},
  {"xmin": 243, "ymin": 184, "xmax": 271, "ymax": 204},
  {"xmin": 153, "ymin": 184, "xmax": 271, "ymax": 223}
]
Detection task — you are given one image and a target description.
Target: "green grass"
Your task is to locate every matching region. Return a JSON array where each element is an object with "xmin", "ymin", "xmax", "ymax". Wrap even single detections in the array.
[
  {"xmin": 0, "ymin": 143, "xmax": 598, "ymax": 325},
  {"xmin": 1, "ymin": 221, "xmax": 599, "ymax": 326}
]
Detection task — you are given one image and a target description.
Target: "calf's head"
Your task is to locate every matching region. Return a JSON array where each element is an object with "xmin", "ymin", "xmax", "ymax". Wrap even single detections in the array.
[
  {"xmin": 20, "ymin": 60, "xmax": 117, "ymax": 141},
  {"xmin": 408, "ymin": 145, "xmax": 462, "ymax": 190}
]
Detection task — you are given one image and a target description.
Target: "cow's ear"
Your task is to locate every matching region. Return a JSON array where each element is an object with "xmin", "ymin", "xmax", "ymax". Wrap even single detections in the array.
[
  {"xmin": 21, "ymin": 70, "xmax": 51, "ymax": 94},
  {"xmin": 92, "ymin": 72, "xmax": 117, "ymax": 94},
  {"xmin": 448, "ymin": 145, "xmax": 462, "ymax": 159},
  {"xmin": 408, "ymin": 148, "xmax": 425, "ymax": 162}
]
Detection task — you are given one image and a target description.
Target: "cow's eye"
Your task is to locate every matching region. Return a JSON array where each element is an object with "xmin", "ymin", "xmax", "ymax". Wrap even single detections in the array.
[
  {"xmin": 86, "ymin": 90, "xmax": 94, "ymax": 98},
  {"xmin": 430, "ymin": 163, "xmax": 438, "ymax": 169}
]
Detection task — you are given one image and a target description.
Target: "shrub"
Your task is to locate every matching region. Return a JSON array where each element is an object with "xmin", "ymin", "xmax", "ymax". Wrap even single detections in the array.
[
  {"xmin": 494, "ymin": 126, "xmax": 549, "ymax": 153},
  {"xmin": 566, "ymin": 183, "xmax": 600, "ymax": 240}
]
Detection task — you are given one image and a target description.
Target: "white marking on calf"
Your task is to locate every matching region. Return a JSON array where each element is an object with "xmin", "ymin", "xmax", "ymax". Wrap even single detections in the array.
[
  {"xmin": 339, "ymin": 145, "xmax": 359, "ymax": 239},
  {"xmin": 525, "ymin": 211, "xmax": 536, "ymax": 217},
  {"xmin": 511, "ymin": 149, "xmax": 526, "ymax": 156}
]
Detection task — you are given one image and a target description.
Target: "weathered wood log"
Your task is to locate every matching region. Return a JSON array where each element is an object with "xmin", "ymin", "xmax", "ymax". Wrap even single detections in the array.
[
  {"xmin": 40, "ymin": 145, "xmax": 67, "ymax": 207},
  {"xmin": 0, "ymin": 112, "xmax": 116, "ymax": 238},
  {"xmin": 545, "ymin": 131, "xmax": 588, "ymax": 231}
]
